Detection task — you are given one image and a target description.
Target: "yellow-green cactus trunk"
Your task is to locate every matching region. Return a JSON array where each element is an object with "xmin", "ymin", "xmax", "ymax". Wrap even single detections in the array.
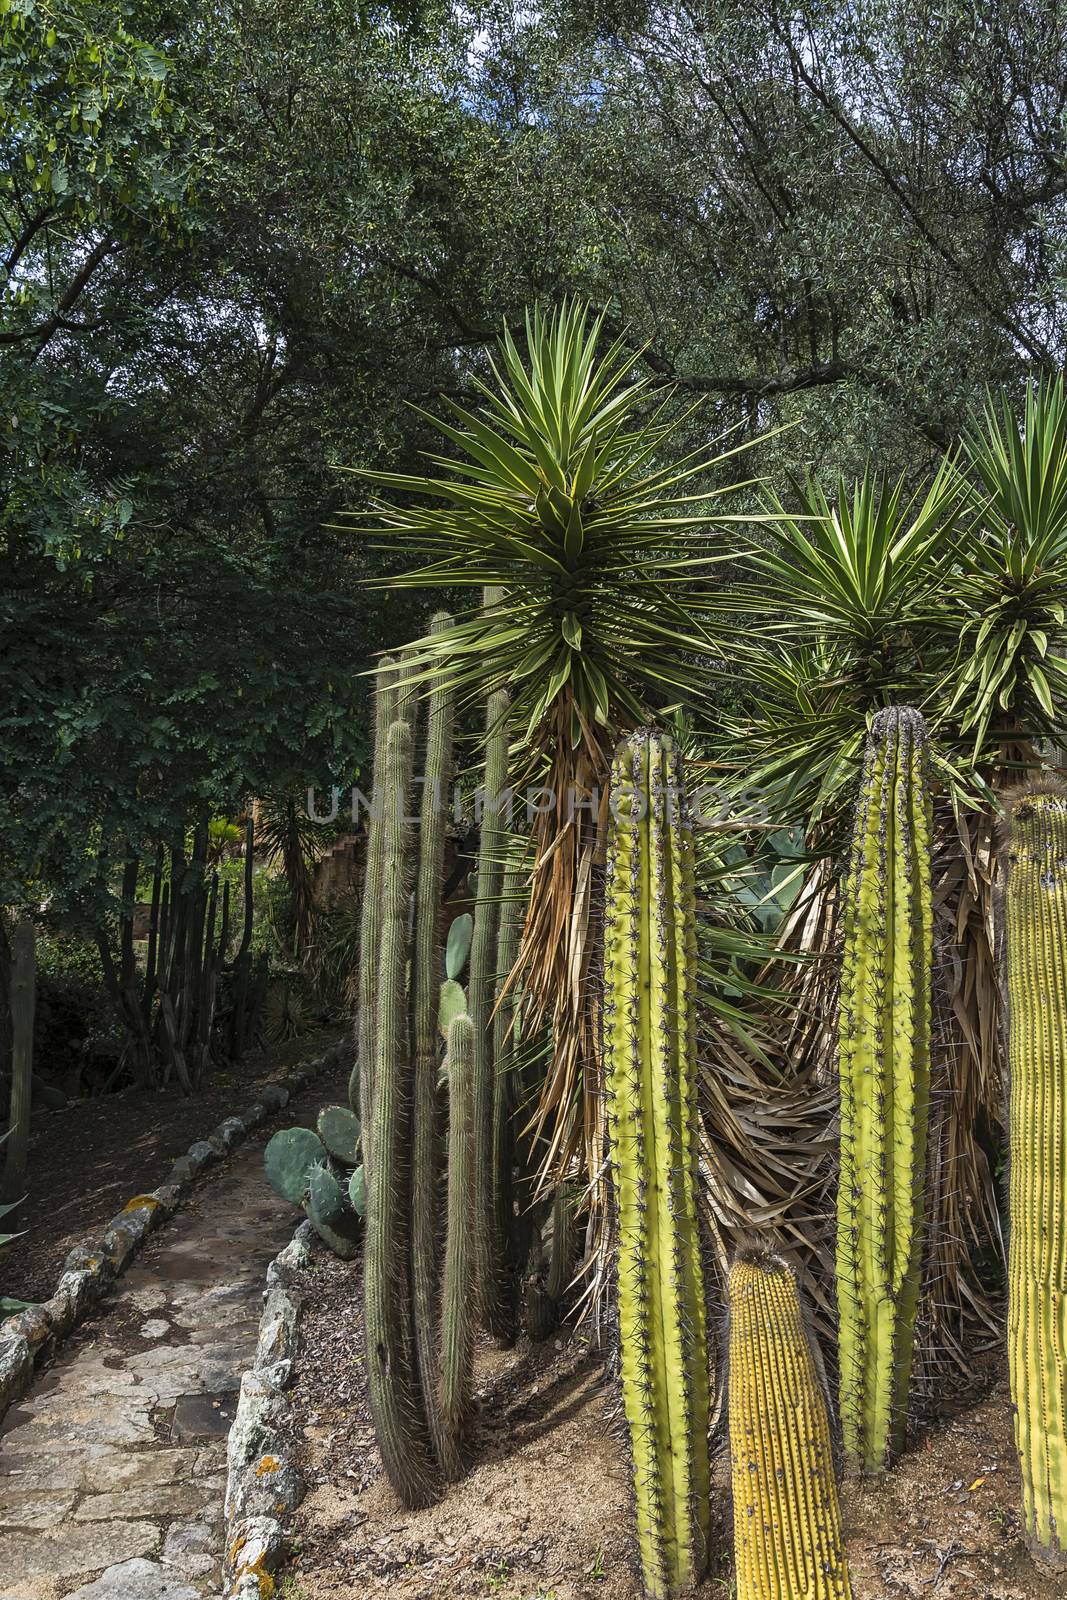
[
  {"xmin": 729, "ymin": 1250, "xmax": 853, "ymax": 1600},
  {"xmin": 1002, "ymin": 782, "xmax": 1067, "ymax": 1567},
  {"xmin": 604, "ymin": 730, "xmax": 711, "ymax": 1598},
  {"xmin": 836, "ymin": 706, "xmax": 933, "ymax": 1474}
]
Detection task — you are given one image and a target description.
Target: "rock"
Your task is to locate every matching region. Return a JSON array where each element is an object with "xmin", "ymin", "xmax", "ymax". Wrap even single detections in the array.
[
  {"xmin": 212, "ymin": 1116, "xmax": 247, "ymax": 1151},
  {"xmin": 42, "ymin": 1274, "xmax": 85, "ymax": 1337},
  {"xmin": 139, "ymin": 1318, "xmax": 170, "ymax": 1340},
  {"xmin": 74, "ymin": 1481, "xmax": 212, "ymax": 1521},
  {"xmin": 254, "ymin": 1287, "xmax": 299, "ymax": 1369},
  {"xmin": 3, "ymin": 1302, "xmax": 54, "ymax": 1355},
  {"xmin": 165, "ymin": 1155, "xmax": 196, "ymax": 1190},
  {"xmin": 63, "ymin": 1242, "xmax": 111, "ymax": 1280},
  {"xmin": 240, "ymin": 1101, "xmax": 268, "ymax": 1129},
  {"xmin": 64, "ymin": 1557, "xmax": 200, "ymax": 1599},
  {"xmin": 149, "ymin": 1181, "xmax": 182, "ymax": 1210},
  {"xmin": 0, "ymin": 1333, "xmax": 33, "ymax": 1410},
  {"xmin": 258, "ymin": 1083, "xmax": 289, "ymax": 1112},
  {"xmin": 0, "ymin": 1487, "xmax": 78, "ymax": 1527},
  {"xmin": 0, "ymin": 1521, "xmax": 159, "ymax": 1582},
  {"xmin": 162, "ymin": 1517, "xmax": 216, "ymax": 1577},
  {"xmin": 224, "ymin": 1371, "xmax": 295, "ymax": 1519},
  {"xmin": 226, "ymin": 1513, "xmax": 286, "ymax": 1586},
  {"xmin": 101, "ymin": 1215, "xmax": 148, "ymax": 1272},
  {"xmin": 185, "ymin": 1140, "xmax": 220, "ymax": 1174}
]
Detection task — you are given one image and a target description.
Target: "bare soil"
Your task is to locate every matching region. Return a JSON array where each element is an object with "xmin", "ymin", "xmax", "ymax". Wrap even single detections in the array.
[
  {"xmin": 4, "ymin": 1026, "xmax": 343, "ymax": 1302},
  {"xmin": 284, "ymin": 1250, "xmax": 1063, "ymax": 1600}
]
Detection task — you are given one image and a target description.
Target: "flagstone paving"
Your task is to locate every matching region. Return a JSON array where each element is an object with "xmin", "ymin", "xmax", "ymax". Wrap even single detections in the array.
[{"xmin": 0, "ymin": 1066, "xmax": 341, "ymax": 1599}]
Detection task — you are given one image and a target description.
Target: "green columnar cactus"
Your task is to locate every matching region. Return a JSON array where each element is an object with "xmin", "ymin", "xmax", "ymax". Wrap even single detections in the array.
[
  {"xmin": 439, "ymin": 1011, "xmax": 475, "ymax": 1479},
  {"xmin": 547, "ymin": 1181, "xmax": 578, "ymax": 1304},
  {"xmin": 836, "ymin": 705, "xmax": 932, "ymax": 1474},
  {"xmin": 411, "ymin": 611, "xmax": 456, "ymax": 1470},
  {"xmin": 354, "ymin": 655, "xmax": 398, "ymax": 1120},
  {"xmin": 491, "ymin": 846, "xmax": 525, "ymax": 1305},
  {"xmin": 1001, "ymin": 782, "xmax": 1067, "ymax": 1567},
  {"xmin": 364, "ymin": 718, "xmax": 439, "ymax": 1507},
  {"xmin": 603, "ymin": 729, "xmax": 711, "ymax": 1600},
  {"xmin": 729, "ymin": 1249, "xmax": 853, "ymax": 1600},
  {"xmin": 469, "ymin": 686, "xmax": 510, "ymax": 1331}
]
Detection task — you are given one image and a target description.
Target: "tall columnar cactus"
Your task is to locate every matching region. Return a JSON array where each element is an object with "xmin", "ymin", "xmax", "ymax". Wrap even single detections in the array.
[
  {"xmin": 353, "ymin": 655, "xmax": 398, "ymax": 1120},
  {"xmin": 363, "ymin": 717, "xmax": 438, "ymax": 1507},
  {"xmin": 729, "ymin": 1249, "xmax": 853, "ymax": 1600},
  {"xmin": 603, "ymin": 729, "xmax": 711, "ymax": 1599},
  {"xmin": 439, "ymin": 1011, "xmax": 475, "ymax": 1479},
  {"xmin": 491, "ymin": 844, "xmax": 525, "ymax": 1298},
  {"xmin": 411, "ymin": 612, "xmax": 456, "ymax": 1470},
  {"xmin": 469, "ymin": 685, "xmax": 510, "ymax": 1331},
  {"xmin": 836, "ymin": 705, "xmax": 933, "ymax": 1474},
  {"xmin": 1001, "ymin": 782, "xmax": 1067, "ymax": 1566}
]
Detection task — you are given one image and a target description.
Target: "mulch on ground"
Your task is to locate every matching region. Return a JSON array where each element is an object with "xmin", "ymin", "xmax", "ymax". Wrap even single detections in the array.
[
  {"xmin": 284, "ymin": 1248, "xmax": 1062, "ymax": 1600},
  {"xmin": 4, "ymin": 1026, "xmax": 344, "ymax": 1303}
]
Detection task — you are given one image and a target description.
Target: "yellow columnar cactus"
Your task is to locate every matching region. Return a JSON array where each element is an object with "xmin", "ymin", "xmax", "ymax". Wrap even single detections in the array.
[
  {"xmin": 836, "ymin": 705, "xmax": 933, "ymax": 1473},
  {"xmin": 1002, "ymin": 782, "xmax": 1067, "ymax": 1567},
  {"xmin": 604, "ymin": 730, "xmax": 710, "ymax": 1598},
  {"xmin": 729, "ymin": 1249, "xmax": 853, "ymax": 1600}
]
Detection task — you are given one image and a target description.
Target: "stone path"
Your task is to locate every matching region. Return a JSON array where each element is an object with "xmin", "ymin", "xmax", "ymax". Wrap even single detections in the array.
[{"xmin": 0, "ymin": 1070, "xmax": 339, "ymax": 1600}]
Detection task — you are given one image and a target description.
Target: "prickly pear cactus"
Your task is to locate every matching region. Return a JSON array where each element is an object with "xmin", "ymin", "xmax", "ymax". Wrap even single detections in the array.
[
  {"xmin": 729, "ymin": 1249, "xmax": 853, "ymax": 1599},
  {"xmin": 836, "ymin": 706, "xmax": 932, "ymax": 1474},
  {"xmin": 603, "ymin": 729, "xmax": 710, "ymax": 1599},
  {"xmin": 263, "ymin": 1127, "xmax": 326, "ymax": 1206},
  {"xmin": 1001, "ymin": 781, "xmax": 1067, "ymax": 1567},
  {"xmin": 317, "ymin": 1105, "xmax": 361, "ymax": 1165}
]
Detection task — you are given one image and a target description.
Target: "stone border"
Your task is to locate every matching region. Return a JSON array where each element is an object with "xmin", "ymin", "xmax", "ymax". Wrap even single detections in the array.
[
  {"xmin": 223, "ymin": 1216, "xmax": 316, "ymax": 1597},
  {"xmin": 0, "ymin": 1038, "xmax": 349, "ymax": 1430}
]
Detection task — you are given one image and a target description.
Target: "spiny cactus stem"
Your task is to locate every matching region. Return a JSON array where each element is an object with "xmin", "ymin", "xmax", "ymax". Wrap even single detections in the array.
[
  {"xmin": 1002, "ymin": 784, "xmax": 1067, "ymax": 1566},
  {"xmin": 439, "ymin": 1012, "xmax": 475, "ymax": 1479},
  {"xmin": 410, "ymin": 612, "xmax": 455, "ymax": 1472},
  {"xmin": 470, "ymin": 687, "xmax": 510, "ymax": 1332},
  {"xmin": 604, "ymin": 731, "xmax": 710, "ymax": 1599},
  {"xmin": 729, "ymin": 1252, "xmax": 853, "ymax": 1600},
  {"xmin": 363, "ymin": 718, "xmax": 438, "ymax": 1508},
  {"xmin": 355, "ymin": 655, "xmax": 399, "ymax": 1123},
  {"xmin": 836, "ymin": 706, "xmax": 932, "ymax": 1475}
]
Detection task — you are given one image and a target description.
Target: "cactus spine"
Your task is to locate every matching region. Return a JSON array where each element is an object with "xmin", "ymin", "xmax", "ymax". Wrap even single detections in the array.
[
  {"xmin": 836, "ymin": 705, "xmax": 932, "ymax": 1474},
  {"xmin": 354, "ymin": 655, "xmax": 398, "ymax": 1120},
  {"xmin": 363, "ymin": 717, "xmax": 438, "ymax": 1507},
  {"xmin": 603, "ymin": 729, "xmax": 710, "ymax": 1599},
  {"xmin": 411, "ymin": 612, "xmax": 456, "ymax": 1470},
  {"xmin": 1002, "ymin": 782, "xmax": 1067, "ymax": 1566},
  {"xmin": 440, "ymin": 1011, "xmax": 475, "ymax": 1477},
  {"xmin": 729, "ymin": 1250, "xmax": 853, "ymax": 1600},
  {"xmin": 470, "ymin": 685, "xmax": 510, "ymax": 1331}
]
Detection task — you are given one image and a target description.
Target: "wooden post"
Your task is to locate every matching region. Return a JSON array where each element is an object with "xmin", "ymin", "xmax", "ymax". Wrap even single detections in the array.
[{"xmin": 2, "ymin": 918, "xmax": 35, "ymax": 1208}]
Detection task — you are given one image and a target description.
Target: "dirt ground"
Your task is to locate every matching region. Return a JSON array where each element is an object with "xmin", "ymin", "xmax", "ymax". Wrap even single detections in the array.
[
  {"xmin": 4, "ymin": 1026, "xmax": 343, "ymax": 1302},
  {"xmin": 283, "ymin": 1249, "xmax": 1063, "ymax": 1600}
]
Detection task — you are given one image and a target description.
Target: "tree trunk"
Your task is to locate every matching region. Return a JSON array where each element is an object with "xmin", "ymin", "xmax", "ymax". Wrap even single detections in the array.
[{"xmin": 2, "ymin": 917, "xmax": 35, "ymax": 1209}]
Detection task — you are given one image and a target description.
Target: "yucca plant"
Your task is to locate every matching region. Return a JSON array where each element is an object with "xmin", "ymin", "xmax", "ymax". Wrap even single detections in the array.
[
  {"xmin": 949, "ymin": 377, "xmax": 1067, "ymax": 762},
  {"xmin": 345, "ymin": 299, "xmax": 763, "ymax": 1213}
]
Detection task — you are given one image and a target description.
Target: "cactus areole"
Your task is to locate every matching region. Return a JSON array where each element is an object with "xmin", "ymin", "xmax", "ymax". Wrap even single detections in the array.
[
  {"xmin": 729, "ymin": 1249, "xmax": 853, "ymax": 1600},
  {"xmin": 1002, "ymin": 782, "xmax": 1067, "ymax": 1567},
  {"xmin": 603, "ymin": 729, "xmax": 711, "ymax": 1598},
  {"xmin": 836, "ymin": 705, "xmax": 933, "ymax": 1475}
]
